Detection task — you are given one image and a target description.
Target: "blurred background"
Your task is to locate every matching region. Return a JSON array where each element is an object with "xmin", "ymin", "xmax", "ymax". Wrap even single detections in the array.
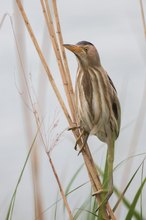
[{"xmin": 0, "ymin": 0, "xmax": 146, "ymax": 219}]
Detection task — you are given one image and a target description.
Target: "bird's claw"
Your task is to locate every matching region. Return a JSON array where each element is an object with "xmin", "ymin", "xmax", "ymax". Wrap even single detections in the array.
[
  {"xmin": 92, "ymin": 189, "xmax": 106, "ymax": 196},
  {"xmin": 74, "ymin": 141, "xmax": 78, "ymax": 150},
  {"xmin": 92, "ymin": 188, "xmax": 113, "ymax": 214},
  {"xmin": 78, "ymin": 143, "xmax": 86, "ymax": 155},
  {"xmin": 68, "ymin": 125, "xmax": 81, "ymax": 131}
]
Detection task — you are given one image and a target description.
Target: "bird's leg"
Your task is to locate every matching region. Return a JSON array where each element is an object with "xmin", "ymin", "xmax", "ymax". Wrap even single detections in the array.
[
  {"xmin": 93, "ymin": 138, "xmax": 115, "ymax": 211},
  {"xmin": 105, "ymin": 138, "xmax": 114, "ymax": 201},
  {"xmin": 78, "ymin": 131, "xmax": 89, "ymax": 155},
  {"xmin": 68, "ymin": 125, "xmax": 81, "ymax": 131},
  {"xmin": 74, "ymin": 129, "xmax": 85, "ymax": 150},
  {"xmin": 68, "ymin": 124, "xmax": 88, "ymax": 152}
]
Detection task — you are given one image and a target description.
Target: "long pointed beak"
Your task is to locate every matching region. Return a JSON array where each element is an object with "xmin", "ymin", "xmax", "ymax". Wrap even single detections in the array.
[{"xmin": 63, "ymin": 44, "xmax": 82, "ymax": 54}]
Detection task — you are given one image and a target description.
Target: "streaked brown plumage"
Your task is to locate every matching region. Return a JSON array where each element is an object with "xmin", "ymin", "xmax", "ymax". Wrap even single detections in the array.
[{"xmin": 64, "ymin": 41, "xmax": 121, "ymax": 205}]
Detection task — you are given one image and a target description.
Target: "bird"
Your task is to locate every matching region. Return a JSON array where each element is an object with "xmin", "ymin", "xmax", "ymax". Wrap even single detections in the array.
[{"xmin": 63, "ymin": 41, "xmax": 121, "ymax": 205}]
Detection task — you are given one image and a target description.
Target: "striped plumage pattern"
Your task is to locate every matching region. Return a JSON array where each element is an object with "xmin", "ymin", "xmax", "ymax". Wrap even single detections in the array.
[{"xmin": 75, "ymin": 65, "xmax": 121, "ymax": 144}]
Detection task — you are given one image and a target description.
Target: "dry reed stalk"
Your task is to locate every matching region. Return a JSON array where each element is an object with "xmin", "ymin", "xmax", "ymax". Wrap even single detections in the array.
[
  {"xmin": 15, "ymin": 2, "xmax": 74, "ymax": 220},
  {"xmin": 47, "ymin": 153, "xmax": 74, "ymax": 220},
  {"xmin": 51, "ymin": 0, "xmax": 74, "ymax": 106},
  {"xmin": 12, "ymin": 4, "xmax": 44, "ymax": 219},
  {"xmin": 16, "ymin": 0, "xmax": 116, "ymax": 218},
  {"xmin": 16, "ymin": 0, "xmax": 71, "ymax": 124},
  {"xmin": 28, "ymin": 108, "xmax": 74, "ymax": 220},
  {"xmin": 34, "ymin": 118, "xmax": 74, "ymax": 220},
  {"xmin": 139, "ymin": 0, "xmax": 146, "ymax": 39},
  {"xmin": 81, "ymin": 147, "xmax": 116, "ymax": 219},
  {"xmin": 30, "ymin": 107, "xmax": 74, "ymax": 220},
  {"xmin": 29, "ymin": 108, "xmax": 74, "ymax": 220},
  {"xmin": 40, "ymin": 0, "xmax": 75, "ymax": 121},
  {"xmin": 31, "ymin": 155, "xmax": 44, "ymax": 220},
  {"xmin": 5, "ymin": 7, "xmax": 73, "ymax": 220}
]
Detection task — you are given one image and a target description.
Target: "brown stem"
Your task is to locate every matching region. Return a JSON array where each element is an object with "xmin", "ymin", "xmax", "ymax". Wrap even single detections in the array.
[
  {"xmin": 51, "ymin": 0, "xmax": 74, "ymax": 107},
  {"xmin": 40, "ymin": 0, "xmax": 75, "ymax": 121},
  {"xmin": 13, "ymin": 3, "xmax": 44, "ymax": 218},
  {"xmin": 47, "ymin": 153, "xmax": 74, "ymax": 220},
  {"xmin": 139, "ymin": 0, "xmax": 146, "ymax": 39},
  {"xmin": 14, "ymin": 2, "xmax": 74, "ymax": 219},
  {"xmin": 16, "ymin": 0, "xmax": 72, "ymax": 125}
]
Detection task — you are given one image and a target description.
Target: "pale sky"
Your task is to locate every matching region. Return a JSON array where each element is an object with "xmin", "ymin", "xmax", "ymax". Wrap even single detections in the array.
[{"xmin": 0, "ymin": 1, "xmax": 146, "ymax": 219}]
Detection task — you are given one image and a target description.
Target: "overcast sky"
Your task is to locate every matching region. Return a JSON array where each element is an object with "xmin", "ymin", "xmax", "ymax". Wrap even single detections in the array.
[{"xmin": 0, "ymin": 1, "xmax": 146, "ymax": 219}]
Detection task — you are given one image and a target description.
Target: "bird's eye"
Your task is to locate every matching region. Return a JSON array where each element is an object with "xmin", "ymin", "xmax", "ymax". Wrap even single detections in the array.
[{"xmin": 84, "ymin": 48, "xmax": 88, "ymax": 52}]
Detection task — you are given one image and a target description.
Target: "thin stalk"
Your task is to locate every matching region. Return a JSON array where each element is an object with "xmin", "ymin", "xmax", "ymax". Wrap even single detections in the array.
[
  {"xmin": 47, "ymin": 153, "xmax": 74, "ymax": 220},
  {"xmin": 51, "ymin": 0, "xmax": 74, "ymax": 106},
  {"xmin": 16, "ymin": 0, "xmax": 72, "ymax": 125},
  {"xmin": 139, "ymin": 0, "xmax": 146, "ymax": 39},
  {"xmin": 32, "ymin": 112, "xmax": 74, "ymax": 220},
  {"xmin": 12, "ymin": 5, "xmax": 74, "ymax": 220},
  {"xmin": 1, "ymin": 12, "xmax": 44, "ymax": 219},
  {"xmin": 13, "ymin": 2, "xmax": 44, "ymax": 218},
  {"xmin": 33, "ymin": 119, "xmax": 74, "ymax": 220},
  {"xmin": 40, "ymin": 0, "xmax": 75, "ymax": 121}
]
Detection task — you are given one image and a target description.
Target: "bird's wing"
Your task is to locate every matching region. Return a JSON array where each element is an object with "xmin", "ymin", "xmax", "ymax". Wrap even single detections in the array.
[
  {"xmin": 105, "ymin": 71, "xmax": 121, "ymax": 138},
  {"xmin": 112, "ymin": 93, "xmax": 121, "ymax": 138},
  {"xmin": 107, "ymin": 74, "xmax": 117, "ymax": 93}
]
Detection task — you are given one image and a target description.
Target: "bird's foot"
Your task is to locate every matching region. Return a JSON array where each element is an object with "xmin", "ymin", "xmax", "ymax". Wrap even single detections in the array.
[
  {"xmin": 74, "ymin": 130, "xmax": 85, "ymax": 150},
  {"xmin": 78, "ymin": 142, "xmax": 86, "ymax": 155},
  {"xmin": 92, "ymin": 189, "xmax": 106, "ymax": 196},
  {"xmin": 68, "ymin": 125, "xmax": 81, "ymax": 131},
  {"xmin": 74, "ymin": 140, "xmax": 79, "ymax": 151},
  {"xmin": 77, "ymin": 132, "xmax": 89, "ymax": 154},
  {"xmin": 92, "ymin": 188, "xmax": 113, "ymax": 201},
  {"xmin": 93, "ymin": 188, "xmax": 113, "ymax": 213}
]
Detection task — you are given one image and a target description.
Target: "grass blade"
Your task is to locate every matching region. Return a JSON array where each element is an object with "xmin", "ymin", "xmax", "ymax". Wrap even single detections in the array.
[
  {"xmin": 54, "ymin": 191, "xmax": 59, "ymax": 220},
  {"xmin": 88, "ymin": 196, "xmax": 98, "ymax": 220},
  {"xmin": 5, "ymin": 129, "xmax": 39, "ymax": 220},
  {"xmin": 125, "ymin": 178, "xmax": 146, "ymax": 220},
  {"xmin": 114, "ymin": 188, "xmax": 141, "ymax": 220},
  {"xmin": 113, "ymin": 157, "xmax": 146, "ymax": 212},
  {"xmin": 73, "ymin": 197, "xmax": 91, "ymax": 220},
  {"xmin": 140, "ymin": 161, "xmax": 144, "ymax": 220},
  {"xmin": 65, "ymin": 164, "xmax": 84, "ymax": 195}
]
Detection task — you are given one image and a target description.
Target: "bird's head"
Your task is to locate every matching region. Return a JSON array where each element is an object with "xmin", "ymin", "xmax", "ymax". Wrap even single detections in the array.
[{"xmin": 63, "ymin": 41, "xmax": 101, "ymax": 68}]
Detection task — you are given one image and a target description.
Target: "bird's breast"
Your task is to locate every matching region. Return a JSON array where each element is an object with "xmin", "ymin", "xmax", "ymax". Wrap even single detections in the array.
[{"xmin": 75, "ymin": 67, "xmax": 110, "ymax": 134}]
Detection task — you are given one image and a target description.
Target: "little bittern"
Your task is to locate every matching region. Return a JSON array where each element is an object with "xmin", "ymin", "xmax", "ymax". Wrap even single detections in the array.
[{"xmin": 64, "ymin": 41, "xmax": 121, "ymax": 204}]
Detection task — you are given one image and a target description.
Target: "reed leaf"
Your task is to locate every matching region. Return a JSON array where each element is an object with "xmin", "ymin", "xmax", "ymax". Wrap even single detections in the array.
[
  {"xmin": 5, "ymin": 129, "xmax": 39, "ymax": 220},
  {"xmin": 125, "ymin": 178, "xmax": 146, "ymax": 220}
]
